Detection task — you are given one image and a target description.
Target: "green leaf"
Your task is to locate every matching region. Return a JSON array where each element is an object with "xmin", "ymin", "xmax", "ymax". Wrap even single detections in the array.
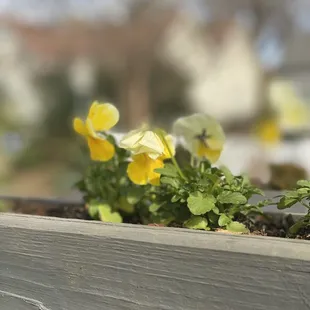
[
  {"xmin": 152, "ymin": 212, "xmax": 175, "ymax": 225},
  {"xmin": 249, "ymin": 187, "xmax": 265, "ymax": 196},
  {"xmin": 289, "ymin": 220, "xmax": 306, "ymax": 235},
  {"xmin": 257, "ymin": 199, "xmax": 273, "ymax": 208},
  {"xmin": 282, "ymin": 191, "xmax": 299, "ymax": 199},
  {"xmin": 88, "ymin": 205, "xmax": 99, "ymax": 219},
  {"xmin": 241, "ymin": 175, "xmax": 251, "ymax": 186},
  {"xmin": 207, "ymin": 211, "xmax": 219, "ymax": 225},
  {"xmin": 160, "ymin": 176, "xmax": 181, "ymax": 189},
  {"xmin": 226, "ymin": 221, "xmax": 249, "ymax": 233},
  {"xmin": 297, "ymin": 188, "xmax": 309, "ymax": 195},
  {"xmin": 184, "ymin": 216, "xmax": 209, "ymax": 230},
  {"xmin": 218, "ymin": 214, "xmax": 232, "ymax": 226},
  {"xmin": 297, "ymin": 180, "xmax": 310, "ymax": 188},
  {"xmin": 98, "ymin": 204, "xmax": 123, "ymax": 223},
  {"xmin": 187, "ymin": 192, "xmax": 216, "ymax": 215},
  {"xmin": 155, "ymin": 164, "xmax": 178, "ymax": 177},
  {"xmin": 149, "ymin": 203, "xmax": 163, "ymax": 213},
  {"xmin": 220, "ymin": 165, "xmax": 234, "ymax": 184},
  {"xmin": 213, "ymin": 206, "xmax": 220, "ymax": 214},
  {"xmin": 127, "ymin": 187, "xmax": 145, "ymax": 205},
  {"xmin": 217, "ymin": 191, "xmax": 247, "ymax": 205},
  {"xmin": 118, "ymin": 197, "xmax": 135, "ymax": 214},
  {"xmin": 202, "ymin": 174, "xmax": 219, "ymax": 184},
  {"xmin": 171, "ymin": 195, "xmax": 181, "ymax": 203},
  {"xmin": 199, "ymin": 160, "xmax": 211, "ymax": 170},
  {"xmin": 277, "ymin": 196, "xmax": 298, "ymax": 209}
]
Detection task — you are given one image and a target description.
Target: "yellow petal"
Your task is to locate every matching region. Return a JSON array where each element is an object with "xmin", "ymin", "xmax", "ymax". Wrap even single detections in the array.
[
  {"xmin": 254, "ymin": 119, "xmax": 281, "ymax": 146},
  {"xmin": 127, "ymin": 154, "xmax": 164, "ymax": 186},
  {"xmin": 73, "ymin": 118, "xmax": 88, "ymax": 136},
  {"xmin": 88, "ymin": 101, "xmax": 99, "ymax": 118},
  {"xmin": 162, "ymin": 134, "xmax": 175, "ymax": 159},
  {"xmin": 87, "ymin": 137, "xmax": 115, "ymax": 161},
  {"xmin": 206, "ymin": 138, "xmax": 224, "ymax": 150},
  {"xmin": 85, "ymin": 119, "xmax": 96, "ymax": 137},
  {"xmin": 148, "ymin": 158, "xmax": 164, "ymax": 186},
  {"xmin": 120, "ymin": 128, "xmax": 164, "ymax": 158},
  {"xmin": 139, "ymin": 131, "xmax": 164, "ymax": 154},
  {"xmin": 127, "ymin": 155, "xmax": 149, "ymax": 185},
  {"xmin": 88, "ymin": 102, "xmax": 119, "ymax": 131},
  {"xmin": 196, "ymin": 142, "xmax": 222, "ymax": 163},
  {"xmin": 119, "ymin": 128, "xmax": 144, "ymax": 149}
]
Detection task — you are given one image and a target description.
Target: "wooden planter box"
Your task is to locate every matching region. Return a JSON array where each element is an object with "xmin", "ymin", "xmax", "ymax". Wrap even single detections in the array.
[{"xmin": 1, "ymin": 196, "xmax": 310, "ymax": 310}]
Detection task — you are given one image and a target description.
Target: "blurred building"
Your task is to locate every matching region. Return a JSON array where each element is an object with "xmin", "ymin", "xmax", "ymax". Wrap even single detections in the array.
[{"xmin": 0, "ymin": 0, "xmax": 310, "ymax": 196}]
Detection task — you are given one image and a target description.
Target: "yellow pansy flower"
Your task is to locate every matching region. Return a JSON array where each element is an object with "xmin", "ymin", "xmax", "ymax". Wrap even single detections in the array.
[
  {"xmin": 120, "ymin": 126, "xmax": 176, "ymax": 185},
  {"xmin": 253, "ymin": 118, "xmax": 281, "ymax": 147},
  {"xmin": 269, "ymin": 80, "xmax": 310, "ymax": 132},
  {"xmin": 73, "ymin": 101, "xmax": 119, "ymax": 161},
  {"xmin": 127, "ymin": 153, "xmax": 165, "ymax": 186},
  {"xmin": 173, "ymin": 113, "xmax": 225, "ymax": 163}
]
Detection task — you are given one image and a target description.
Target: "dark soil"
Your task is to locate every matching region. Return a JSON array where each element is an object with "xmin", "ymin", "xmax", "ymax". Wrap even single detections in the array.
[
  {"xmin": 5, "ymin": 197, "xmax": 90, "ymax": 220},
  {"xmin": 244, "ymin": 214, "xmax": 310, "ymax": 240},
  {"xmin": 2, "ymin": 197, "xmax": 310, "ymax": 240}
]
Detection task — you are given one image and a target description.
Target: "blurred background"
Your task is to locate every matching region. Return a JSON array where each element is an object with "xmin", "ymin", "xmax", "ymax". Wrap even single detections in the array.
[{"xmin": 1, "ymin": 0, "xmax": 310, "ymax": 198}]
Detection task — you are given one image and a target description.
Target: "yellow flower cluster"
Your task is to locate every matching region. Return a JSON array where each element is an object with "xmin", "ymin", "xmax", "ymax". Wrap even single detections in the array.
[{"xmin": 73, "ymin": 102, "xmax": 226, "ymax": 185}]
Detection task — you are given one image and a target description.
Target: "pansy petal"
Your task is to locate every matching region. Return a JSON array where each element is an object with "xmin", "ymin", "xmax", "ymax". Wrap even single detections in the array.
[
  {"xmin": 73, "ymin": 118, "xmax": 88, "ymax": 136},
  {"xmin": 254, "ymin": 119, "xmax": 281, "ymax": 146},
  {"xmin": 87, "ymin": 137, "xmax": 115, "ymax": 161},
  {"xmin": 85, "ymin": 119, "xmax": 97, "ymax": 138},
  {"xmin": 88, "ymin": 103, "xmax": 119, "ymax": 131},
  {"xmin": 173, "ymin": 113, "xmax": 225, "ymax": 156},
  {"xmin": 197, "ymin": 143, "xmax": 222, "ymax": 163},
  {"xmin": 206, "ymin": 138, "xmax": 225, "ymax": 150},
  {"xmin": 162, "ymin": 134, "xmax": 175, "ymax": 159},
  {"xmin": 127, "ymin": 155, "xmax": 149, "ymax": 185},
  {"xmin": 139, "ymin": 131, "xmax": 164, "ymax": 154},
  {"xmin": 119, "ymin": 129, "xmax": 144, "ymax": 149},
  {"xmin": 88, "ymin": 101, "xmax": 99, "ymax": 119},
  {"xmin": 120, "ymin": 128, "xmax": 164, "ymax": 157},
  {"xmin": 149, "ymin": 159, "xmax": 164, "ymax": 186}
]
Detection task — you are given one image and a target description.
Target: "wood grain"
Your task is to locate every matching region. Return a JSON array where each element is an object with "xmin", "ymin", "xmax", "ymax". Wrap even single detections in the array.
[{"xmin": 0, "ymin": 213, "xmax": 310, "ymax": 310}]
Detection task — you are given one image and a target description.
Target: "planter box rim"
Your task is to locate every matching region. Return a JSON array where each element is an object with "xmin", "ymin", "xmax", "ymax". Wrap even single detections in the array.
[{"xmin": 1, "ymin": 213, "xmax": 309, "ymax": 262}]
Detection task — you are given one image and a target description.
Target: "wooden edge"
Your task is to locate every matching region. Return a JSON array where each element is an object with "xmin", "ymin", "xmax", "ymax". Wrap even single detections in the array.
[{"xmin": 0, "ymin": 213, "xmax": 309, "ymax": 261}]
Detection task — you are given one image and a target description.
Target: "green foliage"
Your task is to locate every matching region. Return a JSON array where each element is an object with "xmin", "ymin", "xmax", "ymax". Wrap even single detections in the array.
[
  {"xmin": 74, "ymin": 134, "xmax": 147, "ymax": 223},
  {"xmin": 184, "ymin": 216, "xmax": 209, "ymax": 230},
  {"xmin": 73, "ymin": 105, "xmax": 310, "ymax": 238},
  {"xmin": 150, "ymin": 160, "xmax": 269, "ymax": 232},
  {"xmin": 276, "ymin": 180, "xmax": 310, "ymax": 235},
  {"xmin": 187, "ymin": 192, "xmax": 216, "ymax": 215},
  {"xmin": 74, "ymin": 133, "xmax": 270, "ymax": 233}
]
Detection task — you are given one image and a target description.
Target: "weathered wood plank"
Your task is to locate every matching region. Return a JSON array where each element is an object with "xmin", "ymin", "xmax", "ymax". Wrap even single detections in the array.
[{"xmin": 0, "ymin": 213, "xmax": 310, "ymax": 310}]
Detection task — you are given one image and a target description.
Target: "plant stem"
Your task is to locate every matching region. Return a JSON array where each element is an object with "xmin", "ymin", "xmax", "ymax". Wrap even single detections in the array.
[
  {"xmin": 200, "ymin": 161, "xmax": 205, "ymax": 174},
  {"xmin": 190, "ymin": 155, "xmax": 195, "ymax": 167},
  {"xmin": 171, "ymin": 156, "xmax": 187, "ymax": 180},
  {"xmin": 159, "ymin": 132, "xmax": 187, "ymax": 181},
  {"xmin": 300, "ymin": 200, "xmax": 309, "ymax": 209},
  {"xmin": 211, "ymin": 179, "xmax": 220, "ymax": 193}
]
